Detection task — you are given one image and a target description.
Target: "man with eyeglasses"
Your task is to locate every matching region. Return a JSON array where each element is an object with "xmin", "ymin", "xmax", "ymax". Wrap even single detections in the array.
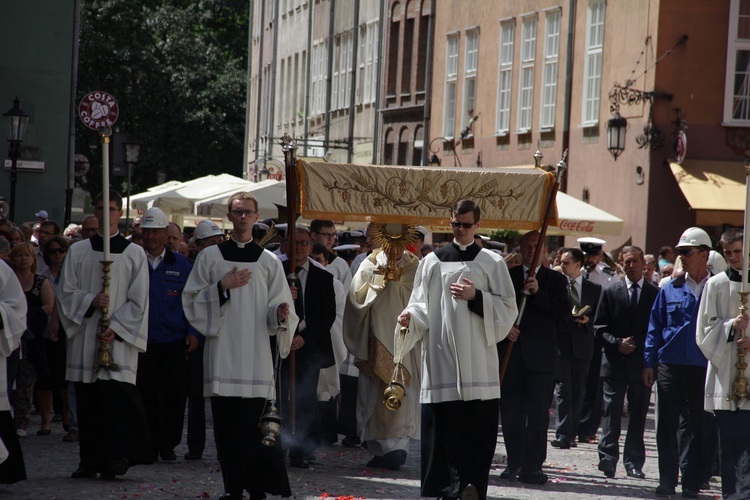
[
  {"xmin": 57, "ymin": 190, "xmax": 152, "ymax": 479},
  {"xmin": 644, "ymin": 227, "xmax": 712, "ymax": 497},
  {"xmin": 80, "ymin": 216, "xmax": 99, "ymax": 240},
  {"xmin": 310, "ymin": 220, "xmax": 358, "ymax": 448},
  {"xmin": 697, "ymin": 228, "xmax": 750, "ymax": 500},
  {"xmin": 280, "ymin": 225, "xmax": 336, "ymax": 469},
  {"xmin": 398, "ymin": 200, "xmax": 517, "ymax": 500},
  {"xmin": 183, "ymin": 191, "xmax": 295, "ymax": 500},
  {"xmin": 34, "ymin": 220, "xmax": 60, "ymax": 275},
  {"xmin": 499, "ymin": 229, "xmax": 569, "ymax": 485}
]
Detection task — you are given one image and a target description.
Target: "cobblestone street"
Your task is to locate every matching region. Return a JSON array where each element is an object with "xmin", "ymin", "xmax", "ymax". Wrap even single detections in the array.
[{"xmin": 0, "ymin": 400, "xmax": 722, "ymax": 499}]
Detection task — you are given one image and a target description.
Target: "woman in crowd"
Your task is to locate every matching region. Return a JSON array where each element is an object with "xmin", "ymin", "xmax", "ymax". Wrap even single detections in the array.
[
  {"xmin": 41, "ymin": 236, "xmax": 71, "ymax": 435},
  {"xmin": 10, "ymin": 243, "xmax": 53, "ymax": 436}
]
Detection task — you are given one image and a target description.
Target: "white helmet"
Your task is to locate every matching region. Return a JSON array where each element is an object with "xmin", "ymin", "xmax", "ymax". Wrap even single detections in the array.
[
  {"xmin": 707, "ymin": 250, "xmax": 727, "ymax": 274},
  {"xmin": 676, "ymin": 227, "xmax": 711, "ymax": 248},
  {"xmin": 194, "ymin": 220, "xmax": 224, "ymax": 240},
  {"xmin": 140, "ymin": 207, "xmax": 169, "ymax": 229}
]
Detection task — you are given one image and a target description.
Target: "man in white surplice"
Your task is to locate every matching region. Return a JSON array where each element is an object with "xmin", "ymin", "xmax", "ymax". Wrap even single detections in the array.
[
  {"xmin": 182, "ymin": 192, "xmax": 296, "ymax": 500},
  {"xmin": 344, "ymin": 246, "xmax": 420, "ymax": 471},
  {"xmin": 398, "ymin": 200, "xmax": 517, "ymax": 500}
]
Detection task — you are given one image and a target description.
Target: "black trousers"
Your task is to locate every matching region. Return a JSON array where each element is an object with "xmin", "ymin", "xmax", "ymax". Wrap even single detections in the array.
[
  {"xmin": 715, "ymin": 409, "xmax": 750, "ymax": 499},
  {"xmin": 499, "ymin": 347, "xmax": 555, "ymax": 473},
  {"xmin": 280, "ymin": 359, "xmax": 320, "ymax": 460},
  {"xmin": 578, "ymin": 346, "xmax": 603, "ymax": 439},
  {"xmin": 656, "ymin": 364, "xmax": 707, "ymax": 491},
  {"xmin": 185, "ymin": 345, "xmax": 206, "ymax": 455},
  {"xmin": 75, "ymin": 380, "xmax": 153, "ymax": 472},
  {"xmin": 555, "ymin": 354, "xmax": 590, "ymax": 440},
  {"xmin": 598, "ymin": 376, "xmax": 651, "ymax": 469},
  {"xmin": 337, "ymin": 373, "xmax": 358, "ymax": 439},
  {"xmin": 136, "ymin": 339, "xmax": 187, "ymax": 454},
  {"xmin": 211, "ymin": 396, "xmax": 291, "ymax": 498},
  {"xmin": 421, "ymin": 399, "xmax": 498, "ymax": 500}
]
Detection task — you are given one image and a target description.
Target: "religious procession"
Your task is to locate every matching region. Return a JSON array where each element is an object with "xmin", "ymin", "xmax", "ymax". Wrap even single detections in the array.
[{"xmin": 0, "ymin": 137, "xmax": 744, "ymax": 500}]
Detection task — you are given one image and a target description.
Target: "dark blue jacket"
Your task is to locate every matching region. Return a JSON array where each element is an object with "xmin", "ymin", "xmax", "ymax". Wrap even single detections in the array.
[
  {"xmin": 644, "ymin": 275, "xmax": 708, "ymax": 369},
  {"xmin": 148, "ymin": 250, "xmax": 199, "ymax": 344}
]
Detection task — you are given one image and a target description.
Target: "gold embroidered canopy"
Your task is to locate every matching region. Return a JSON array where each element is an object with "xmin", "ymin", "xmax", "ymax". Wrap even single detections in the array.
[{"xmin": 297, "ymin": 161, "xmax": 557, "ymax": 230}]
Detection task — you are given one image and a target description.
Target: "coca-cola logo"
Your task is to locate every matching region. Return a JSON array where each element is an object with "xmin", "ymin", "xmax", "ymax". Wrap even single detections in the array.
[{"xmin": 559, "ymin": 220, "xmax": 595, "ymax": 232}]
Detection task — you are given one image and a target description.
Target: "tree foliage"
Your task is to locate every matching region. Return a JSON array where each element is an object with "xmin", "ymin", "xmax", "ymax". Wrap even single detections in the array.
[{"xmin": 76, "ymin": 0, "xmax": 249, "ymax": 197}]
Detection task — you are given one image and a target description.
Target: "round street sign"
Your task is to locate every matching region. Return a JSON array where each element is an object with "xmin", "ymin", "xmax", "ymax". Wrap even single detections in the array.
[{"xmin": 78, "ymin": 91, "xmax": 119, "ymax": 131}]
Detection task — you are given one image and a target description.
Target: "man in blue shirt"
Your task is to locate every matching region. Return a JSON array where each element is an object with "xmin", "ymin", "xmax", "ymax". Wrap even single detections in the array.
[
  {"xmin": 137, "ymin": 207, "xmax": 199, "ymax": 462},
  {"xmin": 644, "ymin": 227, "xmax": 712, "ymax": 498}
]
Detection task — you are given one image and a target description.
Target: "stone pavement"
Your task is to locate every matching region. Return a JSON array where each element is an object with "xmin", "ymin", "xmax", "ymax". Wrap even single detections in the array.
[{"xmin": 0, "ymin": 400, "xmax": 723, "ymax": 499}]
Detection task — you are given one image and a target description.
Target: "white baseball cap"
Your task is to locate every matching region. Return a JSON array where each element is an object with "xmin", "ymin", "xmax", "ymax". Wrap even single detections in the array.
[
  {"xmin": 140, "ymin": 207, "xmax": 169, "ymax": 229},
  {"xmin": 194, "ymin": 220, "xmax": 224, "ymax": 240},
  {"xmin": 35, "ymin": 210, "xmax": 48, "ymax": 219}
]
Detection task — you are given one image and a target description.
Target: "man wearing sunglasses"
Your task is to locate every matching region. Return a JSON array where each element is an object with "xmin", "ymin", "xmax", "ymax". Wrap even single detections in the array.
[
  {"xmin": 644, "ymin": 227, "xmax": 712, "ymax": 497},
  {"xmin": 398, "ymin": 199, "xmax": 518, "ymax": 500}
]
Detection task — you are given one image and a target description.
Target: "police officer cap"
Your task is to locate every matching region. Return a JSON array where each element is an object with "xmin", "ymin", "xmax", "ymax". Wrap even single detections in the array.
[
  {"xmin": 252, "ymin": 222, "xmax": 271, "ymax": 240},
  {"xmin": 414, "ymin": 226, "xmax": 428, "ymax": 240},
  {"xmin": 577, "ymin": 236, "xmax": 606, "ymax": 255},
  {"xmin": 337, "ymin": 230, "xmax": 364, "ymax": 244}
]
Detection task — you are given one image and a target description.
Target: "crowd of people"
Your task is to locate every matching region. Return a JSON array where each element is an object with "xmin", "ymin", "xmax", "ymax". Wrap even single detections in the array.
[{"xmin": 0, "ymin": 195, "xmax": 747, "ymax": 500}]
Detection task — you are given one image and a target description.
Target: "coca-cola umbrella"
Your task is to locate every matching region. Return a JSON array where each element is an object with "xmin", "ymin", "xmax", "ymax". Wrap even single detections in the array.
[{"xmin": 549, "ymin": 191, "xmax": 623, "ymax": 236}]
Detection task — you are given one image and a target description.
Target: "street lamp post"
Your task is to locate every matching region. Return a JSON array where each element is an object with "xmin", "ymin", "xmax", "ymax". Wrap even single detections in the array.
[
  {"xmin": 122, "ymin": 137, "xmax": 141, "ymax": 233},
  {"xmin": 3, "ymin": 98, "xmax": 30, "ymax": 222}
]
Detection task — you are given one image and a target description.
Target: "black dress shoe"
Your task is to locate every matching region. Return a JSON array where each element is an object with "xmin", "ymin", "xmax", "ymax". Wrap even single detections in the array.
[
  {"xmin": 104, "ymin": 458, "xmax": 129, "ymax": 477},
  {"xmin": 289, "ymin": 459, "xmax": 310, "ymax": 469},
  {"xmin": 499, "ymin": 466, "xmax": 520, "ymax": 480},
  {"xmin": 341, "ymin": 436, "xmax": 361, "ymax": 447},
  {"xmin": 219, "ymin": 493, "xmax": 244, "ymax": 500},
  {"xmin": 626, "ymin": 467, "xmax": 646, "ymax": 479},
  {"xmin": 460, "ymin": 484, "xmax": 479, "ymax": 500},
  {"xmin": 655, "ymin": 485, "xmax": 676, "ymax": 497},
  {"xmin": 598, "ymin": 460, "xmax": 616, "ymax": 478},
  {"xmin": 184, "ymin": 451, "xmax": 203, "ymax": 460},
  {"xmin": 367, "ymin": 456, "xmax": 386, "ymax": 468},
  {"xmin": 160, "ymin": 449, "xmax": 177, "ymax": 461},
  {"xmin": 550, "ymin": 438, "xmax": 571, "ymax": 449},
  {"xmin": 71, "ymin": 467, "xmax": 97, "ymax": 479},
  {"xmin": 681, "ymin": 489, "xmax": 699, "ymax": 498},
  {"xmin": 518, "ymin": 470, "xmax": 548, "ymax": 485}
]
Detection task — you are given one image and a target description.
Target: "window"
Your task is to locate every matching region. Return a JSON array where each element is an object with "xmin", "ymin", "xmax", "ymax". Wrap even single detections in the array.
[
  {"xmin": 332, "ymin": 37, "xmax": 340, "ymax": 110},
  {"xmin": 443, "ymin": 35, "xmax": 459, "ymax": 137},
  {"xmin": 541, "ymin": 10, "xmax": 560, "ymax": 129},
  {"xmin": 341, "ymin": 32, "xmax": 353, "ymax": 109},
  {"xmin": 311, "ymin": 43, "xmax": 328, "ymax": 116},
  {"xmin": 357, "ymin": 22, "xmax": 379, "ymax": 105},
  {"xmin": 462, "ymin": 29, "xmax": 479, "ymax": 131},
  {"xmin": 725, "ymin": 0, "xmax": 750, "ymax": 124},
  {"xmin": 517, "ymin": 16, "xmax": 537, "ymax": 132},
  {"xmin": 496, "ymin": 20, "xmax": 515, "ymax": 134},
  {"xmin": 582, "ymin": 0, "xmax": 605, "ymax": 126}
]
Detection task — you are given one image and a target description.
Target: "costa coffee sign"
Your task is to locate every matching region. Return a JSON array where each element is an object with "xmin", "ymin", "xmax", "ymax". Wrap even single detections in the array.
[
  {"xmin": 558, "ymin": 220, "xmax": 595, "ymax": 233},
  {"xmin": 78, "ymin": 91, "xmax": 119, "ymax": 131}
]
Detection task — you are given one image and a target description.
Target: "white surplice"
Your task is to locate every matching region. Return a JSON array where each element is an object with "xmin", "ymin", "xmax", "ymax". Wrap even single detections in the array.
[
  {"xmin": 182, "ymin": 242, "xmax": 296, "ymax": 399},
  {"xmin": 401, "ymin": 249, "xmax": 517, "ymax": 403}
]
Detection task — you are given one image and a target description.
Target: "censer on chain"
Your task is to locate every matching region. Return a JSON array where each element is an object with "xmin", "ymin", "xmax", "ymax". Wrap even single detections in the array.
[
  {"xmin": 259, "ymin": 321, "xmax": 286, "ymax": 446},
  {"xmin": 383, "ymin": 325, "xmax": 409, "ymax": 410}
]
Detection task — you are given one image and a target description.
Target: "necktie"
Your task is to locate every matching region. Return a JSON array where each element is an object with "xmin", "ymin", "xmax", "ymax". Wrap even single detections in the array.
[
  {"xmin": 630, "ymin": 282, "xmax": 639, "ymax": 312},
  {"xmin": 294, "ymin": 266, "xmax": 304, "ymax": 322},
  {"xmin": 569, "ymin": 278, "xmax": 580, "ymax": 310}
]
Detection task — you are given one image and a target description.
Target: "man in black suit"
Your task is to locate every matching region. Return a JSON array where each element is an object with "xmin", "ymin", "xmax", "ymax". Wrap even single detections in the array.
[
  {"xmin": 551, "ymin": 248, "xmax": 602, "ymax": 449},
  {"xmin": 499, "ymin": 230, "xmax": 569, "ymax": 485},
  {"xmin": 594, "ymin": 246, "xmax": 658, "ymax": 479},
  {"xmin": 282, "ymin": 226, "xmax": 337, "ymax": 469}
]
